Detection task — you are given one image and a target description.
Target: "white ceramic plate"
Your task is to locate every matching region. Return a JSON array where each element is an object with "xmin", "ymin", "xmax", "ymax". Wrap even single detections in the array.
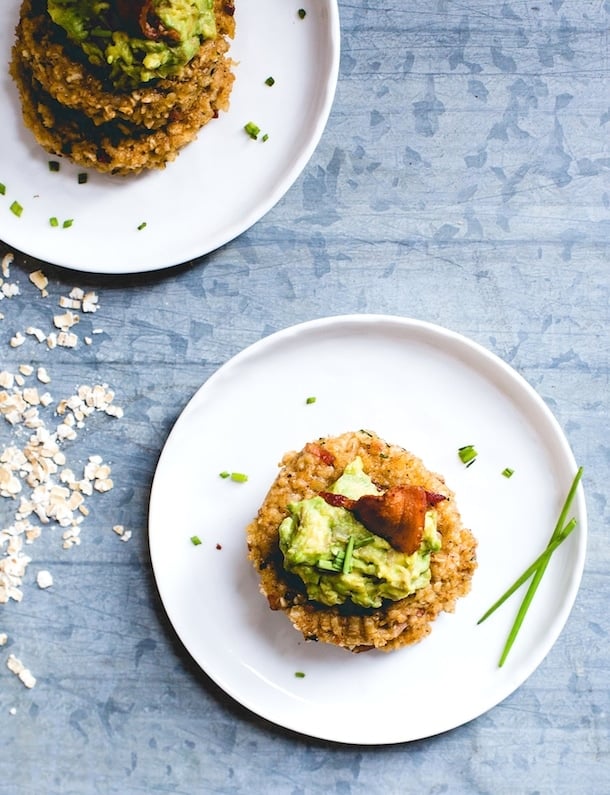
[
  {"xmin": 0, "ymin": 0, "xmax": 339, "ymax": 273},
  {"xmin": 148, "ymin": 315, "xmax": 587, "ymax": 744}
]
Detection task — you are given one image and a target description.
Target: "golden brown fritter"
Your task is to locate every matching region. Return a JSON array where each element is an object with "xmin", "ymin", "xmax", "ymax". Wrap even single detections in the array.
[{"xmin": 246, "ymin": 431, "xmax": 477, "ymax": 653}]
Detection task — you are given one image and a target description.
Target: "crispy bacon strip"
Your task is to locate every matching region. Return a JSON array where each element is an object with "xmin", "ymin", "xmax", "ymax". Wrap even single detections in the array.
[
  {"xmin": 320, "ymin": 486, "xmax": 446, "ymax": 555},
  {"xmin": 114, "ymin": 0, "xmax": 181, "ymax": 43}
]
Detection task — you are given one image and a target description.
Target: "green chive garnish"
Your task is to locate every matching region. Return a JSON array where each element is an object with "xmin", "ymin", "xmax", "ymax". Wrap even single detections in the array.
[
  {"xmin": 62, "ymin": 219, "xmax": 73, "ymax": 228},
  {"xmin": 49, "ymin": 217, "xmax": 59, "ymax": 227},
  {"xmin": 137, "ymin": 221, "xmax": 147, "ymax": 231},
  {"xmin": 190, "ymin": 535, "xmax": 202, "ymax": 546},
  {"xmin": 265, "ymin": 76, "xmax": 275, "ymax": 86},
  {"xmin": 261, "ymin": 133, "xmax": 269, "ymax": 142},
  {"xmin": 10, "ymin": 201, "xmax": 23, "ymax": 217},
  {"xmin": 294, "ymin": 671, "xmax": 306, "ymax": 678},
  {"xmin": 0, "ymin": 183, "xmax": 6, "ymax": 195},
  {"xmin": 502, "ymin": 467, "xmax": 515, "ymax": 478},
  {"xmin": 48, "ymin": 161, "xmax": 60, "ymax": 172},
  {"xmin": 305, "ymin": 396, "xmax": 316, "ymax": 404},
  {"xmin": 78, "ymin": 172, "xmax": 88, "ymax": 184},
  {"xmin": 244, "ymin": 122, "xmax": 260, "ymax": 140},
  {"xmin": 230, "ymin": 472, "xmax": 248, "ymax": 483},
  {"xmin": 353, "ymin": 535, "xmax": 375, "ymax": 549},
  {"xmin": 219, "ymin": 471, "xmax": 231, "ymax": 479},
  {"xmin": 458, "ymin": 444, "xmax": 478, "ymax": 467},
  {"xmin": 298, "ymin": 8, "xmax": 306, "ymax": 19},
  {"xmin": 479, "ymin": 467, "xmax": 583, "ymax": 666},
  {"xmin": 342, "ymin": 536, "xmax": 355, "ymax": 574}
]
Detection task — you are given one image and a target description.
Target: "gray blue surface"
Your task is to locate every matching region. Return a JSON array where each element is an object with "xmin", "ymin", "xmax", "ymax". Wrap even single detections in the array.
[{"xmin": 1, "ymin": 1, "xmax": 609, "ymax": 793}]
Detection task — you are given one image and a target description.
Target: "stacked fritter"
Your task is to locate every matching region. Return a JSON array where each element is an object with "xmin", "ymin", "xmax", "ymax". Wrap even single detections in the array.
[
  {"xmin": 247, "ymin": 430, "xmax": 477, "ymax": 653},
  {"xmin": 10, "ymin": 0, "xmax": 236, "ymax": 175}
]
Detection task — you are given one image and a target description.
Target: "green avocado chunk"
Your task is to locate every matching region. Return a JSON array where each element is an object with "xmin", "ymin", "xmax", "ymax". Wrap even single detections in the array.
[
  {"xmin": 47, "ymin": 0, "xmax": 217, "ymax": 88},
  {"xmin": 278, "ymin": 458, "xmax": 442, "ymax": 609}
]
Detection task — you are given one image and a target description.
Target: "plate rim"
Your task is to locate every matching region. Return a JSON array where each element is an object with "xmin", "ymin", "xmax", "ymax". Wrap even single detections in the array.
[{"xmin": 148, "ymin": 313, "xmax": 588, "ymax": 744}]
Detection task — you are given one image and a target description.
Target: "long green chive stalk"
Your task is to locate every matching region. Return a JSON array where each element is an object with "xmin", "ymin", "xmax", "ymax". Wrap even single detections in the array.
[{"xmin": 479, "ymin": 466, "xmax": 583, "ymax": 667}]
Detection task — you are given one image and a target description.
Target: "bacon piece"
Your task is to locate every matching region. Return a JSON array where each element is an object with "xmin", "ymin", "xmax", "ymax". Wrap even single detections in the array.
[
  {"xmin": 305, "ymin": 442, "xmax": 335, "ymax": 466},
  {"xmin": 320, "ymin": 485, "xmax": 446, "ymax": 555},
  {"xmin": 114, "ymin": 0, "xmax": 181, "ymax": 43},
  {"xmin": 318, "ymin": 492, "xmax": 354, "ymax": 509}
]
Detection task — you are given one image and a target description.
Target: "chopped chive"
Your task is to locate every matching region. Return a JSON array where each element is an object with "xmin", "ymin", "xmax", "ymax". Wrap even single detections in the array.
[
  {"xmin": 48, "ymin": 160, "xmax": 60, "ymax": 172},
  {"xmin": 49, "ymin": 216, "xmax": 59, "ymax": 227},
  {"xmin": 342, "ymin": 536, "xmax": 355, "ymax": 574},
  {"xmin": 298, "ymin": 8, "xmax": 306, "ymax": 19},
  {"xmin": 305, "ymin": 396, "xmax": 316, "ymax": 404},
  {"xmin": 190, "ymin": 535, "xmax": 202, "ymax": 546},
  {"xmin": 62, "ymin": 219, "xmax": 73, "ymax": 228},
  {"xmin": 294, "ymin": 671, "xmax": 306, "ymax": 678},
  {"xmin": 479, "ymin": 466, "xmax": 583, "ymax": 667},
  {"xmin": 230, "ymin": 472, "xmax": 248, "ymax": 483},
  {"xmin": 265, "ymin": 76, "xmax": 275, "ymax": 86},
  {"xmin": 10, "ymin": 201, "xmax": 23, "ymax": 217},
  {"xmin": 353, "ymin": 535, "xmax": 375, "ymax": 549},
  {"xmin": 137, "ymin": 221, "xmax": 147, "ymax": 231},
  {"xmin": 477, "ymin": 519, "xmax": 576, "ymax": 627},
  {"xmin": 502, "ymin": 467, "xmax": 515, "ymax": 478},
  {"xmin": 244, "ymin": 121, "xmax": 260, "ymax": 140},
  {"xmin": 261, "ymin": 133, "xmax": 269, "ymax": 142},
  {"xmin": 77, "ymin": 172, "xmax": 88, "ymax": 184},
  {"xmin": 0, "ymin": 183, "xmax": 6, "ymax": 195},
  {"xmin": 458, "ymin": 444, "xmax": 478, "ymax": 466},
  {"xmin": 219, "ymin": 471, "xmax": 231, "ymax": 479},
  {"xmin": 317, "ymin": 559, "xmax": 337, "ymax": 571}
]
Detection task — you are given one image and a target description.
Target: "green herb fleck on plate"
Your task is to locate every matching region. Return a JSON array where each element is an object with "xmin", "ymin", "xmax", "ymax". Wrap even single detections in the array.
[
  {"xmin": 501, "ymin": 467, "xmax": 514, "ymax": 478},
  {"xmin": 190, "ymin": 535, "xmax": 202, "ymax": 546},
  {"xmin": 230, "ymin": 472, "xmax": 248, "ymax": 483},
  {"xmin": 298, "ymin": 8, "xmax": 306, "ymax": 19},
  {"xmin": 137, "ymin": 221, "xmax": 147, "ymax": 231},
  {"xmin": 78, "ymin": 172, "xmax": 88, "ymax": 184},
  {"xmin": 244, "ymin": 121, "xmax": 260, "ymax": 140},
  {"xmin": 294, "ymin": 671, "xmax": 306, "ymax": 678},
  {"xmin": 305, "ymin": 396, "xmax": 316, "ymax": 404},
  {"xmin": 458, "ymin": 444, "xmax": 477, "ymax": 467},
  {"xmin": 62, "ymin": 219, "xmax": 74, "ymax": 228},
  {"xmin": 265, "ymin": 76, "xmax": 275, "ymax": 86},
  {"xmin": 49, "ymin": 217, "xmax": 59, "ymax": 227},
  {"xmin": 10, "ymin": 201, "xmax": 23, "ymax": 218},
  {"xmin": 48, "ymin": 160, "xmax": 60, "ymax": 172}
]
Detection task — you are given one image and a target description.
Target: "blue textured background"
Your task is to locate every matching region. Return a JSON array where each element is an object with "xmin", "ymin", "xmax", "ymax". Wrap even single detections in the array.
[{"xmin": 1, "ymin": 1, "xmax": 608, "ymax": 792}]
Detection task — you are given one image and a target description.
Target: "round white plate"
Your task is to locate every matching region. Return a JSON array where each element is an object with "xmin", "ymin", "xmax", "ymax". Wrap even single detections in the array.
[
  {"xmin": 148, "ymin": 315, "xmax": 587, "ymax": 744},
  {"xmin": 0, "ymin": 1, "xmax": 339, "ymax": 273}
]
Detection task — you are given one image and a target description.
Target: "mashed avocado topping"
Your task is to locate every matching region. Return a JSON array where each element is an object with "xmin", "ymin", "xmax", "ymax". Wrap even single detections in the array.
[
  {"xmin": 278, "ymin": 458, "xmax": 442, "ymax": 609},
  {"xmin": 47, "ymin": 0, "xmax": 217, "ymax": 88}
]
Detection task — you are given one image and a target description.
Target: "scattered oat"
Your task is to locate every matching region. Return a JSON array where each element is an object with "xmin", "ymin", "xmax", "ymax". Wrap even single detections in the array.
[
  {"xmin": 36, "ymin": 570, "xmax": 53, "ymax": 589},
  {"xmin": 0, "ymin": 633, "xmax": 7, "ymax": 646},
  {"xmin": 26, "ymin": 326, "xmax": 47, "ymax": 343},
  {"xmin": 9, "ymin": 332, "xmax": 25, "ymax": 348},
  {"xmin": 7, "ymin": 654, "xmax": 36, "ymax": 689},
  {"xmin": 36, "ymin": 367, "xmax": 51, "ymax": 384},
  {"xmin": 29, "ymin": 270, "xmax": 48, "ymax": 295},
  {"xmin": 9, "ymin": 707, "xmax": 17, "ymax": 716},
  {"xmin": 18, "ymin": 364, "xmax": 33, "ymax": 377},
  {"xmin": 1, "ymin": 282, "xmax": 20, "ymax": 299},
  {"xmin": 1, "ymin": 253, "xmax": 13, "ymax": 278},
  {"xmin": 53, "ymin": 311, "xmax": 79, "ymax": 331},
  {"xmin": 57, "ymin": 331, "xmax": 78, "ymax": 348}
]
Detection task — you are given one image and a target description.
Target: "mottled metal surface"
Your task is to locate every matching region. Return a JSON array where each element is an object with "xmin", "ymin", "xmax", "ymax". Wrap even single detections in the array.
[{"xmin": 1, "ymin": 1, "xmax": 608, "ymax": 793}]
